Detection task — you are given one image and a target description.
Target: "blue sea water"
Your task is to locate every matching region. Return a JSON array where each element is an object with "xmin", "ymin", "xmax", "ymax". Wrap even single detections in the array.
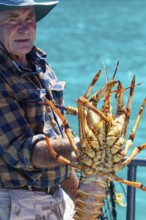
[{"xmin": 35, "ymin": 0, "xmax": 146, "ymax": 219}]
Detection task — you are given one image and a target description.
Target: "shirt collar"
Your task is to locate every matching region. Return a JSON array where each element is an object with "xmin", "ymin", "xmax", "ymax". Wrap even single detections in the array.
[{"xmin": 0, "ymin": 43, "xmax": 47, "ymax": 78}]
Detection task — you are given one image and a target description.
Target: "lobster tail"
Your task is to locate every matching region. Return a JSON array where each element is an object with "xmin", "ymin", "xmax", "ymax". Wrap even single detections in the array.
[{"xmin": 74, "ymin": 174, "xmax": 108, "ymax": 220}]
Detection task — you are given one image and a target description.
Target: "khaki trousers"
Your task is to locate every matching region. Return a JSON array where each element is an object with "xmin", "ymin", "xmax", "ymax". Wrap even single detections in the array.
[{"xmin": 0, "ymin": 187, "xmax": 75, "ymax": 220}]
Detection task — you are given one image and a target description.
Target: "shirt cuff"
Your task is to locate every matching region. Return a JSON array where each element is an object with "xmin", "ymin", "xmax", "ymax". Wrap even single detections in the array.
[{"xmin": 22, "ymin": 134, "xmax": 45, "ymax": 170}]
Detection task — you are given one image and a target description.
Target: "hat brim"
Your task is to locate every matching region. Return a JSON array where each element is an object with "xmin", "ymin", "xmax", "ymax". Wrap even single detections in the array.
[{"xmin": 0, "ymin": 1, "xmax": 59, "ymax": 22}]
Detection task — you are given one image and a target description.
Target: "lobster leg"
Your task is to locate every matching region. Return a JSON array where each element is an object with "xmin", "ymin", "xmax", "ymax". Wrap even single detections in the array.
[
  {"xmin": 89, "ymin": 80, "xmax": 117, "ymax": 107},
  {"xmin": 84, "ymin": 70, "xmax": 101, "ymax": 99},
  {"xmin": 122, "ymin": 76, "xmax": 136, "ymax": 136},
  {"xmin": 113, "ymin": 175, "xmax": 146, "ymax": 191},
  {"xmin": 123, "ymin": 98, "xmax": 146, "ymax": 157},
  {"xmin": 122, "ymin": 144, "xmax": 146, "ymax": 168},
  {"xmin": 45, "ymin": 136, "xmax": 80, "ymax": 169},
  {"xmin": 114, "ymin": 76, "xmax": 136, "ymax": 138},
  {"xmin": 45, "ymin": 98, "xmax": 79, "ymax": 156},
  {"xmin": 78, "ymin": 97, "xmax": 110, "ymax": 124}
]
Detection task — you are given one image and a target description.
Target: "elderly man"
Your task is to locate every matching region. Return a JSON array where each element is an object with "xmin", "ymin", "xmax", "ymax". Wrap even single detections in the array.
[{"xmin": 0, "ymin": 0, "xmax": 79, "ymax": 219}]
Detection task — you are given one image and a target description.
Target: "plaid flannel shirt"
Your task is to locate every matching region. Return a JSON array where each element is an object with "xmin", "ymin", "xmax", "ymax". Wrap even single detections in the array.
[{"xmin": 0, "ymin": 44, "xmax": 71, "ymax": 189}]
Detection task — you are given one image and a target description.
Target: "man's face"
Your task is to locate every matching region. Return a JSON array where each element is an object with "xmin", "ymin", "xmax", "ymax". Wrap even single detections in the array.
[{"xmin": 0, "ymin": 7, "xmax": 36, "ymax": 61}]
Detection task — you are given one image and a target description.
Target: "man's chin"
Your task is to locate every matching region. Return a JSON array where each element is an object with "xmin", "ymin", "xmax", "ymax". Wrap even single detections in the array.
[{"xmin": 13, "ymin": 47, "xmax": 33, "ymax": 56}]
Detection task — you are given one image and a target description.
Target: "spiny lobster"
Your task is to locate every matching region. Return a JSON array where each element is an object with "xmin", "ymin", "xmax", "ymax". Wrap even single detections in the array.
[{"xmin": 45, "ymin": 64, "xmax": 146, "ymax": 220}]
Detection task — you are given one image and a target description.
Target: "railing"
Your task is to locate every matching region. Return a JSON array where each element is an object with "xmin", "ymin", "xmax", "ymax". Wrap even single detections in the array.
[{"xmin": 126, "ymin": 158, "xmax": 146, "ymax": 220}]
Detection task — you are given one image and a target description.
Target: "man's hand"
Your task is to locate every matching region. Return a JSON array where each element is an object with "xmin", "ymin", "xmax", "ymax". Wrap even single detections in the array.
[{"xmin": 30, "ymin": 138, "xmax": 79, "ymax": 168}]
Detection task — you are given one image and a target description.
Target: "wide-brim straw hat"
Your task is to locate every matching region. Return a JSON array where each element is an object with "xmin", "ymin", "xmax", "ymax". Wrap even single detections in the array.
[{"xmin": 0, "ymin": 0, "xmax": 59, "ymax": 22}]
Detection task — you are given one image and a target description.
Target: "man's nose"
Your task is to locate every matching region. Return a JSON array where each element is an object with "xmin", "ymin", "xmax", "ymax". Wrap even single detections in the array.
[{"xmin": 18, "ymin": 21, "xmax": 29, "ymax": 33}]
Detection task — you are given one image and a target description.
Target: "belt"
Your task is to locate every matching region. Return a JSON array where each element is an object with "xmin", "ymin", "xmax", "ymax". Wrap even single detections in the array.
[{"xmin": 18, "ymin": 185, "xmax": 59, "ymax": 195}]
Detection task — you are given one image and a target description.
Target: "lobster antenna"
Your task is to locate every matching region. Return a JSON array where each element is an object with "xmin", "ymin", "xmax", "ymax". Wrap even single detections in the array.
[
  {"xmin": 97, "ymin": 55, "xmax": 108, "ymax": 83},
  {"xmin": 112, "ymin": 61, "xmax": 119, "ymax": 80}
]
